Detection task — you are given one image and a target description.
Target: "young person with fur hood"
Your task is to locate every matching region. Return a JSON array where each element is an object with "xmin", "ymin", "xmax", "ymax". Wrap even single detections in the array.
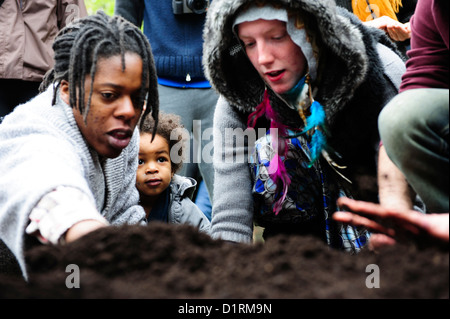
[{"xmin": 203, "ymin": 0, "xmax": 406, "ymax": 252}]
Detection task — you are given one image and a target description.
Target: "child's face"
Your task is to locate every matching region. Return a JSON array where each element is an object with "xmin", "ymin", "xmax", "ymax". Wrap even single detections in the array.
[{"xmin": 136, "ymin": 133, "xmax": 173, "ymax": 200}]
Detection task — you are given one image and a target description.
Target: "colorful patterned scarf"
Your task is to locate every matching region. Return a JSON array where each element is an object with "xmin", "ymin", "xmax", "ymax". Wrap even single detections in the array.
[
  {"xmin": 248, "ymin": 89, "xmax": 292, "ymax": 214},
  {"xmin": 247, "ymin": 75, "xmax": 329, "ymax": 214}
]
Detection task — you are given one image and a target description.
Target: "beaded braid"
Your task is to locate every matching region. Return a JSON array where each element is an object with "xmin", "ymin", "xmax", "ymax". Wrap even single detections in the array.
[{"xmin": 40, "ymin": 10, "xmax": 159, "ymax": 132}]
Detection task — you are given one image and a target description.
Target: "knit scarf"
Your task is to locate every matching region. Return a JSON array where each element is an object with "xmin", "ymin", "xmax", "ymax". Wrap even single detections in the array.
[{"xmin": 352, "ymin": 0, "xmax": 402, "ymax": 21}]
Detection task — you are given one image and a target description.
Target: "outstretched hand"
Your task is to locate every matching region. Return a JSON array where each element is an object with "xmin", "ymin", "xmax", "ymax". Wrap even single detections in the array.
[
  {"xmin": 364, "ymin": 16, "xmax": 411, "ymax": 42},
  {"xmin": 333, "ymin": 197, "xmax": 449, "ymax": 249}
]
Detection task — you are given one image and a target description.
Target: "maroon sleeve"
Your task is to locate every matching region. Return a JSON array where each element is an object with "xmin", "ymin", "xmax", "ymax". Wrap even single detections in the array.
[{"xmin": 400, "ymin": 0, "xmax": 449, "ymax": 92}]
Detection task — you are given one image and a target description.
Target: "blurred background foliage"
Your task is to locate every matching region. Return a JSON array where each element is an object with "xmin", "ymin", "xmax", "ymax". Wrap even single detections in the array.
[{"xmin": 84, "ymin": 0, "xmax": 115, "ymax": 16}]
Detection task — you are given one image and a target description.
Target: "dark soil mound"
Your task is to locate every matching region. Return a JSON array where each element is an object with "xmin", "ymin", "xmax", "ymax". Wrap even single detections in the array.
[{"xmin": 0, "ymin": 223, "xmax": 448, "ymax": 299}]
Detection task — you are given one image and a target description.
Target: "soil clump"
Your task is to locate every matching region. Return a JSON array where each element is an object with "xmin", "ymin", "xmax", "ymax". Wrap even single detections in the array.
[{"xmin": 0, "ymin": 223, "xmax": 448, "ymax": 299}]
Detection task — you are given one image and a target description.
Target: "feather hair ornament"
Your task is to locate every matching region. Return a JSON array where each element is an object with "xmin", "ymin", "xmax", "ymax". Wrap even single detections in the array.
[
  {"xmin": 298, "ymin": 77, "xmax": 329, "ymax": 167},
  {"xmin": 296, "ymin": 78, "xmax": 352, "ymax": 183}
]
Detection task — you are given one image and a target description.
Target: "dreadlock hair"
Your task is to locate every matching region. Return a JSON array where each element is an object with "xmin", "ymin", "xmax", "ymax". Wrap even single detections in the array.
[
  {"xmin": 40, "ymin": 10, "xmax": 159, "ymax": 133},
  {"xmin": 140, "ymin": 112, "xmax": 187, "ymax": 174}
]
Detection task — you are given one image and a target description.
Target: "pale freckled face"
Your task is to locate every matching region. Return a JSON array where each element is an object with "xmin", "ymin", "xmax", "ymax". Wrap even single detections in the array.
[{"xmin": 238, "ymin": 19, "xmax": 307, "ymax": 94}]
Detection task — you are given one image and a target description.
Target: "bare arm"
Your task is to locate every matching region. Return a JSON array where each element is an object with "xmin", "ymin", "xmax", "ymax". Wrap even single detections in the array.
[
  {"xmin": 65, "ymin": 220, "xmax": 106, "ymax": 243},
  {"xmin": 377, "ymin": 145, "xmax": 415, "ymax": 211}
]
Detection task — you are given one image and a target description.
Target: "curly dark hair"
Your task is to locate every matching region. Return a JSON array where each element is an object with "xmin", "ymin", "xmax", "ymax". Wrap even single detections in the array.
[
  {"xmin": 40, "ymin": 10, "xmax": 159, "ymax": 133},
  {"xmin": 140, "ymin": 112, "xmax": 187, "ymax": 173}
]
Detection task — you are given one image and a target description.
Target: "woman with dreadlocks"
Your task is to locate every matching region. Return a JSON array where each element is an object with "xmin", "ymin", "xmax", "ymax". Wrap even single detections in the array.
[
  {"xmin": 203, "ymin": 0, "xmax": 406, "ymax": 251},
  {"xmin": 0, "ymin": 11, "xmax": 159, "ymax": 279}
]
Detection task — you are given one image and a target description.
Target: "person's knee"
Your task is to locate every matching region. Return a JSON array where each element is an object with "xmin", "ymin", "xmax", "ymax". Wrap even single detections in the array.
[
  {"xmin": 379, "ymin": 89, "xmax": 441, "ymax": 149},
  {"xmin": 378, "ymin": 94, "xmax": 408, "ymax": 150}
]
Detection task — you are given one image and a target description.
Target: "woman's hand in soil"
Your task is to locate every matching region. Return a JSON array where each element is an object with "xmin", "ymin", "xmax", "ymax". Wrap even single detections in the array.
[
  {"xmin": 333, "ymin": 197, "xmax": 449, "ymax": 248},
  {"xmin": 65, "ymin": 220, "xmax": 107, "ymax": 243}
]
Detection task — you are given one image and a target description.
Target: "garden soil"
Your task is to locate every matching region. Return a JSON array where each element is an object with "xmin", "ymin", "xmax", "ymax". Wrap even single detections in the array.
[{"xmin": 0, "ymin": 223, "xmax": 448, "ymax": 299}]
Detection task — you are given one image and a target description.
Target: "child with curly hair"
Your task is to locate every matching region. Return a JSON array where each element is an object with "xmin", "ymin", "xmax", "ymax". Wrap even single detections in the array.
[{"xmin": 137, "ymin": 112, "xmax": 210, "ymax": 233}]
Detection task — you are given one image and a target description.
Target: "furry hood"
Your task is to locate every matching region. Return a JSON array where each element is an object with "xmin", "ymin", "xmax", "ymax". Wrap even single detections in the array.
[{"xmin": 203, "ymin": 0, "xmax": 391, "ymax": 126}]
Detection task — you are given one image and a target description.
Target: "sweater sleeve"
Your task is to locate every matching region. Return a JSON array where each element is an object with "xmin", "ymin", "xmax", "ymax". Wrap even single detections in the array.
[
  {"xmin": 25, "ymin": 186, "xmax": 109, "ymax": 245},
  {"xmin": 400, "ymin": 0, "xmax": 449, "ymax": 91},
  {"xmin": 210, "ymin": 97, "xmax": 255, "ymax": 243},
  {"xmin": 0, "ymin": 122, "xmax": 98, "ymax": 278}
]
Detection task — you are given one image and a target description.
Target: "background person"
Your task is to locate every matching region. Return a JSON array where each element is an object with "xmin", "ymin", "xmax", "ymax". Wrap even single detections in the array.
[
  {"xmin": 115, "ymin": 0, "xmax": 218, "ymax": 219},
  {"xmin": 0, "ymin": 0, "xmax": 88, "ymax": 118},
  {"xmin": 335, "ymin": 0, "xmax": 417, "ymax": 57},
  {"xmin": 338, "ymin": 0, "xmax": 448, "ymax": 250}
]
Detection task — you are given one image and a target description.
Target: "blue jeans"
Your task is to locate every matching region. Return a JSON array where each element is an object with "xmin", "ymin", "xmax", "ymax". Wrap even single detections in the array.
[
  {"xmin": 379, "ymin": 89, "xmax": 449, "ymax": 213},
  {"xmin": 195, "ymin": 179, "xmax": 212, "ymax": 221}
]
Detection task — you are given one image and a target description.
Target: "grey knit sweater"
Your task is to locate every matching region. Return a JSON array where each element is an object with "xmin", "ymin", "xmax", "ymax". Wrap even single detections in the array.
[{"xmin": 0, "ymin": 88, "xmax": 146, "ymax": 278}]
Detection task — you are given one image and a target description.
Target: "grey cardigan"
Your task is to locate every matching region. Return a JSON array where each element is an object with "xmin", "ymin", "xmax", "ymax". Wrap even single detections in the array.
[{"xmin": 0, "ymin": 88, "xmax": 146, "ymax": 278}]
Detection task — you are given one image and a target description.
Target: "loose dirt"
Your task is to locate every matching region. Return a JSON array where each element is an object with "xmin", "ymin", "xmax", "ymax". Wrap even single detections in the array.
[{"xmin": 0, "ymin": 223, "xmax": 448, "ymax": 299}]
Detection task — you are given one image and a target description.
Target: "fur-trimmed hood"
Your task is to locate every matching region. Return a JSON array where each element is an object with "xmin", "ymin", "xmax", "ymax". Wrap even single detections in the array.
[{"xmin": 203, "ymin": 0, "xmax": 399, "ymax": 127}]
